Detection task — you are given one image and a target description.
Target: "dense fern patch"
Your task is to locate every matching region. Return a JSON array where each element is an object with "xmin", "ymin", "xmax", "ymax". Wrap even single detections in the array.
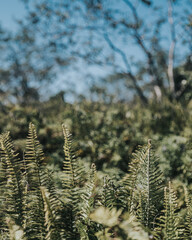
[{"xmin": 0, "ymin": 123, "xmax": 192, "ymax": 239}]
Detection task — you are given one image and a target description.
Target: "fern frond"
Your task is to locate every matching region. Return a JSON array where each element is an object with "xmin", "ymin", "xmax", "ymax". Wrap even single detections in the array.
[
  {"xmin": 183, "ymin": 187, "xmax": 192, "ymax": 239},
  {"xmin": 121, "ymin": 141, "xmax": 163, "ymax": 229},
  {"xmin": 0, "ymin": 132, "xmax": 24, "ymax": 227},
  {"xmin": 102, "ymin": 177, "xmax": 119, "ymax": 210},
  {"xmin": 41, "ymin": 187, "xmax": 63, "ymax": 240},
  {"xmin": 119, "ymin": 146, "xmax": 143, "ymax": 212},
  {"xmin": 163, "ymin": 182, "xmax": 180, "ymax": 239},
  {"xmin": 135, "ymin": 141, "xmax": 163, "ymax": 229},
  {"xmin": 62, "ymin": 124, "xmax": 75, "ymax": 189},
  {"xmin": 75, "ymin": 163, "xmax": 97, "ymax": 239},
  {"xmin": 154, "ymin": 182, "xmax": 182, "ymax": 240},
  {"xmin": 61, "ymin": 125, "xmax": 89, "ymax": 239},
  {"xmin": 62, "ymin": 124, "xmax": 86, "ymax": 189},
  {"xmin": 24, "ymin": 122, "xmax": 45, "ymax": 189},
  {"xmin": 23, "ymin": 123, "xmax": 46, "ymax": 239}
]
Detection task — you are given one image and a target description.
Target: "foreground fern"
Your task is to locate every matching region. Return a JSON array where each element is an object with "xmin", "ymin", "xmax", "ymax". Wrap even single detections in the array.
[
  {"xmin": 0, "ymin": 132, "xmax": 24, "ymax": 235},
  {"xmin": 0, "ymin": 123, "xmax": 191, "ymax": 239}
]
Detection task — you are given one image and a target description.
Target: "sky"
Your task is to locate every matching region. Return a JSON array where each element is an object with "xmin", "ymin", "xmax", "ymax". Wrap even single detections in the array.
[{"xmin": 0, "ymin": 0, "xmax": 25, "ymax": 31}]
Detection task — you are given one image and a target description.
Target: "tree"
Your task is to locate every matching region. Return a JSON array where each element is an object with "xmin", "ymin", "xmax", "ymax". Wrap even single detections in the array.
[
  {"xmin": 0, "ymin": 23, "xmax": 56, "ymax": 104},
  {"xmin": 1, "ymin": 0, "xmax": 192, "ymax": 104},
  {"xmin": 79, "ymin": 0, "xmax": 192, "ymax": 102}
]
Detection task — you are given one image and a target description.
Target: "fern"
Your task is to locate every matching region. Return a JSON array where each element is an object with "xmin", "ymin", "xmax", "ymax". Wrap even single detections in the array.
[
  {"xmin": 61, "ymin": 125, "xmax": 80, "ymax": 239},
  {"xmin": 121, "ymin": 140, "xmax": 163, "ymax": 230},
  {"xmin": 23, "ymin": 123, "xmax": 46, "ymax": 239},
  {"xmin": 0, "ymin": 123, "xmax": 191, "ymax": 240},
  {"xmin": 75, "ymin": 164, "xmax": 97, "ymax": 239},
  {"xmin": 62, "ymin": 126, "xmax": 100, "ymax": 239},
  {"xmin": 102, "ymin": 176, "xmax": 125, "ymax": 210},
  {"xmin": 0, "ymin": 132, "xmax": 24, "ymax": 229},
  {"xmin": 183, "ymin": 187, "xmax": 192, "ymax": 239},
  {"xmin": 154, "ymin": 182, "xmax": 181, "ymax": 240},
  {"xmin": 119, "ymin": 146, "xmax": 143, "ymax": 212},
  {"xmin": 40, "ymin": 186, "xmax": 63, "ymax": 240},
  {"xmin": 136, "ymin": 140, "xmax": 163, "ymax": 229},
  {"xmin": 62, "ymin": 124, "xmax": 76, "ymax": 189},
  {"xmin": 102, "ymin": 177, "xmax": 116, "ymax": 209}
]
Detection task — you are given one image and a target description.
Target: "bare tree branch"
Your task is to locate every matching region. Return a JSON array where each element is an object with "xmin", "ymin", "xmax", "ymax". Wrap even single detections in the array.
[
  {"xmin": 103, "ymin": 33, "xmax": 148, "ymax": 104},
  {"xmin": 121, "ymin": 0, "xmax": 164, "ymax": 100},
  {"xmin": 168, "ymin": 0, "xmax": 176, "ymax": 96}
]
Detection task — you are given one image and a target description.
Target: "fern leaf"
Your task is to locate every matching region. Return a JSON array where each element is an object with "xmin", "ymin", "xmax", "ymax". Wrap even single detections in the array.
[
  {"xmin": 135, "ymin": 141, "xmax": 163, "ymax": 229},
  {"xmin": 121, "ymin": 141, "xmax": 163, "ymax": 230},
  {"xmin": 62, "ymin": 124, "xmax": 75, "ymax": 189},
  {"xmin": 154, "ymin": 182, "xmax": 182, "ymax": 240},
  {"xmin": 0, "ymin": 132, "xmax": 24, "ymax": 227},
  {"xmin": 102, "ymin": 177, "xmax": 119, "ymax": 210},
  {"xmin": 41, "ymin": 187, "xmax": 63, "ymax": 240},
  {"xmin": 61, "ymin": 125, "xmax": 88, "ymax": 239},
  {"xmin": 183, "ymin": 187, "xmax": 192, "ymax": 239},
  {"xmin": 119, "ymin": 146, "xmax": 143, "ymax": 212},
  {"xmin": 23, "ymin": 123, "xmax": 46, "ymax": 239},
  {"xmin": 75, "ymin": 164, "xmax": 97, "ymax": 239}
]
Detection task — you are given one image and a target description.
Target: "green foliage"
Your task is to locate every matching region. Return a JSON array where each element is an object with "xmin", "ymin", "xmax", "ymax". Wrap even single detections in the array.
[
  {"xmin": 23, "ymin": 123, "xmax": 47, "ymax": 239},
  {"xmin": 183, "ymin": 187, "xmax": 192, "ymax": 239},
  {"xmin": 154, "ymin": 182, "xmax": 182, "ymax": 239},
  {"xmin": 40, "ymin": 186, "xmax": 62, "ymax": 240},
  {"xmin": 133, "ymin": 141, "xmax": 163, "ymax": 229},
  {"xmin": 0, "ymin": 132, "xmax": 24, "ymax": 230},
  {"xmin": 1, "ymin": 97, "xmax": 191, "ymax": 179},
  {"xmin": 0, "ymin": 123, "xmax": 192, "ymax": 239}
]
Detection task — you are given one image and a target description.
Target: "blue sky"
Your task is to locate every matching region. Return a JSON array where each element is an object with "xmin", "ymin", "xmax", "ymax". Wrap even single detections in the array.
[{"xmin": 0, "ymin": 0, "xmax": 25, "ymax": 31}]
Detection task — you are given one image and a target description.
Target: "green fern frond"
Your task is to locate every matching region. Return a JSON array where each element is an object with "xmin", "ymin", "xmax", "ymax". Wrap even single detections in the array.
[
  {"xmin": 163, "ymin": 182, "xmax": 180, "ymax": 239},
  {"xmin": 62, "ymin": 124, "xmax": 86, "ymax": 189},
  {"xmin": 102, "ymin": 177, "xmax": 120, "ymax": 210},
  {"xmin": 61, "ymin": 125, "xmax": 90, "ymax": 239},
  {"xmin": 121, "ymin": 141, "xmax": 163, "ymax": 229},
  {"xmin": 23, "ymin": 123, "xmax": 46, "ymax": 239},
  {"xmin": 24, "ymin": 122, "xmax": 45, "ymax": 189},
  {"xmin": 62, "ymin": 124, "xmax": 75, "ymax": 189},
  {"xmin": 40, "ymin": 187, "xmax": 63, "ymax": 240},
  {"xmin": 154, "ymin": 182, "xmax": 181, "ymax": 240},
  {"xmin": 0, "ymin": 132, "xmax": 24, "ymax": 227},
  {"xmin": 183, "ymin": 187, "xmax": 192, "ymax": 239},
  {"xmin": 75, "ymin": 164, "xmax": 97, "ymax": 239},
  {"xmin": 119, "ymin": 146, "xmax": 143, "ymax": 212},
  {"xmin": 135, "ymin": 141, "xmax": 163, "ymax": 229}
]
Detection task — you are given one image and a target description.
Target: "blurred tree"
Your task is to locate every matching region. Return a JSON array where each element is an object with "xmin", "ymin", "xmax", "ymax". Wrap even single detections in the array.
[
  {"xmin": 0, "ymin": 0, "xmax": 191, "ymax": 104},
  {"xmin": 0, "ymin": 23, "xmax": 57, "ymax": 104},
  {"xmin": 80, "ymin": 0, "xmax": 192, "ymax": 102}
]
